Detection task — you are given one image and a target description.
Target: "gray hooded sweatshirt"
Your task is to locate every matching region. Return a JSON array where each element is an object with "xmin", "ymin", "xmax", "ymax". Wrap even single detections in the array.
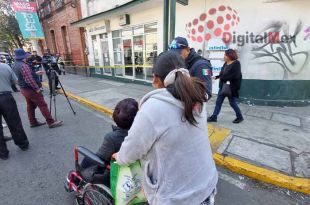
[{"xmin": 117, "ymin": 88, "xmax": 218, "ymax": 205}]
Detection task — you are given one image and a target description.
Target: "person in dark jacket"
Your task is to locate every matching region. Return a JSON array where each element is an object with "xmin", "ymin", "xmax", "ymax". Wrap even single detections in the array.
[
  {"xmin": 208, "ymin": 49, "xmax": 244, "ymax": 123},
  {"xmin": 80, "ymin": 98, "xmax": 139, "ymax": 185},
  {"xmin": 170, "ymin": 37, "xmax": 213, "ymax": 98},
  {"xmin": 0, "ymin": 62, "xmax": 29, "ymax": 160}
]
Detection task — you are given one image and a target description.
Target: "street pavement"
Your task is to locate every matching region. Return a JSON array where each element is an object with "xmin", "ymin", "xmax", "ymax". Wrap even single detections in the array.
[
  {"xmin": 0, "ymin": 90, "xmax": 309, "ymax": 204},
  {"xmin": 56, "ymin": 74, "xmax": 310, "ymax": 179}
]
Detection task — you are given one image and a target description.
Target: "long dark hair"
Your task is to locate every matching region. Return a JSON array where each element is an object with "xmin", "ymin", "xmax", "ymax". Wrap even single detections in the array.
[{"xmin": 153, "ymin": 51, "xmax": 207, "ymax": 126}]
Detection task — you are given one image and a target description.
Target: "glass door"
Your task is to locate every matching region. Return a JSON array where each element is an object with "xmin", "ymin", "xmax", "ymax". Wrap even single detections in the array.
[
  {"xmin": 123, "ymin": 38, "xmax": 133, "ymax": 77},
  {"xmin": 91, "ymin": 35, "xmax": 101, "ymax": 74},
  {"xmin": 133, "ymin": 35, "xmax": 144, "ymax": 79},
  {"xmin": 100, "ymin": 39, "xmax": 111, "ymax": 75}
]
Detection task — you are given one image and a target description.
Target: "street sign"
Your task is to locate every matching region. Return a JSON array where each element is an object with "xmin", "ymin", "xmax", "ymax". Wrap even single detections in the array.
[
  {"xmin": 177, "ymin": 0, "xmax": 188, "ymax": 5},
  {"xmin": 11, "ymin": 0, "xmax": 45, "ymax": 39}
]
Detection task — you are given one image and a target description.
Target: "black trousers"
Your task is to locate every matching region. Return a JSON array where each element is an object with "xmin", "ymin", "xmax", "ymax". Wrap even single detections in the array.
[{"xmin": 0, "ymin": 93, "xmax": 29, "ymax": 156}]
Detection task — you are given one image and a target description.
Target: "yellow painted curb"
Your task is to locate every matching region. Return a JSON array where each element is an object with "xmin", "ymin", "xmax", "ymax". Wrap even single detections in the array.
[
  {"xmin": 42, "ymin": 82, "xmax": 310, "ymax": 195},
  {"xmin": 213, "ymin": 153, "xmax": 310, "ymax": 195},
  {"xmin": 208, "ymin": 124, "xmax": 231, "ymax": 153}
]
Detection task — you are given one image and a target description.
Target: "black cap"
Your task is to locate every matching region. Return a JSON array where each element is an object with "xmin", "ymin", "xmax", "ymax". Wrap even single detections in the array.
[{"xmin": 169, "ymin": 36, "xmax": 189, "ymax": 50}]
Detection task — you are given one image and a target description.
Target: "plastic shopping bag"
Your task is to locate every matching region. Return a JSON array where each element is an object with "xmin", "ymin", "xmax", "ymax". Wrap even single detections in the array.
[{"xmin": 110, "ymin": 161, "xmax": 147, "ymax": 205}]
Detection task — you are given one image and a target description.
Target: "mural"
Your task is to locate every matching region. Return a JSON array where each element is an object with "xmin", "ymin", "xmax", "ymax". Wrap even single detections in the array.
[
  {"xmin": 304, "ymin": 26, "xmax": 310, "ymax": 41},
  {"xmin": 183, "ymin": 3, "xmax": 310, "ymax": 81},
  {"xmin": 185, "ymin": 5, "xmax": 240, "ymax": 43},
  {"xmin": 251, "ymin": 21, "xmax": 309, "ymax": 80}
]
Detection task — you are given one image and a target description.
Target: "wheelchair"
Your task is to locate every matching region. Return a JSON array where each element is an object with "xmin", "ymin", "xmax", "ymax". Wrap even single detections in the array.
[
  {"xmin": 64, "ymin": 146, "xmax": 113, "ymax": 205},
  {"xmin": 64, "ymin": 146, "xmax": 148, "ymax": 205}
]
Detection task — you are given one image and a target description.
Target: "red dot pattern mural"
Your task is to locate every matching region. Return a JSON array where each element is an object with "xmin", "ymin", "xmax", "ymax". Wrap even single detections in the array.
[{"xmin": 186, "ymin": 5, "xmax": 240, "ymax": 43}]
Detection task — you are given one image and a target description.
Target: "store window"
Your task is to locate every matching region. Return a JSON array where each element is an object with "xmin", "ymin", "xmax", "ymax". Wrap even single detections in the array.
[{"xmin": 112, "ymin": 22, "xmax": 158, "ymax": 81}]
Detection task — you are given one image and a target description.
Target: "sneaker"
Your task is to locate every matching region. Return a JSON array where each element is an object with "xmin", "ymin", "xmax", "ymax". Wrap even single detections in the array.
[
  {"xmin": 30, "ymin": 121, "xmax": 46, "ymax": 128},
  {"xmin": 49, "ymin": 121, "xmax": 63, "ymax": 128},
  {"xmin": 19, "ymin": 144, "xmax": 29, "ymax": 151},
  {"xmin": 207, "ymin": 116, "xmax": 217, "ymax": 122},
  {"xmin": 233, "ymin": 118, "xmax": 244, "ymax": 124}
]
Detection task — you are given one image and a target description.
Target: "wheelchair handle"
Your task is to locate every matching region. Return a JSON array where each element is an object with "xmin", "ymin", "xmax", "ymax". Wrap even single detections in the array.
[{"xmin": 74, "ymin": 146, "xmax": 106, "ymax": 167}]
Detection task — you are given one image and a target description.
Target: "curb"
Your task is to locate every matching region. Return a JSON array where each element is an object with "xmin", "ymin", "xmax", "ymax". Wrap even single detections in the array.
[
  {"xmin": 213, "ymin": 154, "xmax": 310, "ymax": 194},
  {"xmin": 45, "ymin": 83, "xmax": 310, "ymax": 195}
]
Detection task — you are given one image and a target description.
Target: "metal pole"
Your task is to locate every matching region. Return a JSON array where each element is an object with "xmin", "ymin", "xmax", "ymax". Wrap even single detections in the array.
[
  {"xmin": 163, "ymin": 0, "xmax": 170, "ymax": 51},
  {"xmin": 169, "ymin": 0, "xmax": 176, "ymax": 44}
]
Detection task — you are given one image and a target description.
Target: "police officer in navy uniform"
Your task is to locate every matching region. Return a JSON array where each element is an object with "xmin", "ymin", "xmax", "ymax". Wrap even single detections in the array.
[
  {"xmin": 170, "ymin": 37, "xmax": 213, "ymax": 99},
  {"xmin": 0, "ymin": 62, "xmax": 29, "ymax": 160}
]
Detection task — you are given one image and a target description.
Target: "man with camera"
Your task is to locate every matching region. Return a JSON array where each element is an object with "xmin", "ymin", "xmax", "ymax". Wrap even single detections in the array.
[
  {"xmin": 11, "ymin": 48, "xmax": 63, "ymax": 129},
  {"xmin": 42, "ymin": 51, "xmax": 61, "ymax": 90}
]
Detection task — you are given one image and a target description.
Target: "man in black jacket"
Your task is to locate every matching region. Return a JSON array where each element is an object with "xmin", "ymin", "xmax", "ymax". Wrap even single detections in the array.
[{"xmin": 170, "ymin": 37, "xmax": 213, "ymax": 98}]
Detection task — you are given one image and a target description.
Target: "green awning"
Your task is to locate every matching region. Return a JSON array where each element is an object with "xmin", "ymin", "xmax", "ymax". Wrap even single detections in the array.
[{"xmin": 71, "ymin": 0, "xmax": 150, "ymax": 27}]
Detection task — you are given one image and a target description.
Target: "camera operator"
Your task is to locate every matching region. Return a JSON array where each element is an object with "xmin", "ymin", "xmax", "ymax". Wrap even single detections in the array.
[{"xmin": 42, "ymin": 51, "xmax": 61, "ymax": 91}]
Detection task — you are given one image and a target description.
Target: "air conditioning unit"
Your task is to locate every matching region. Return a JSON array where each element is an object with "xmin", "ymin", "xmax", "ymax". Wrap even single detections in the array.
[{"xmin": 119, "ymin": 14, "xmax": 130, "ymax": 26}]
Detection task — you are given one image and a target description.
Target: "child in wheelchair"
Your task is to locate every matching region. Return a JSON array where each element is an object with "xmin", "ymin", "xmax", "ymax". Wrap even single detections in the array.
[
  {"xmin": 64, "ymin": 98, "xmax": 138, "ymax": 204},
  {"xmin": 79, "ymin": 98, "xmax": 138, "ymax": 186}
]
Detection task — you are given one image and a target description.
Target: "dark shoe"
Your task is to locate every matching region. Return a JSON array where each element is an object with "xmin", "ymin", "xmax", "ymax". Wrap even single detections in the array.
[
  {"xmin": 0, "ymin": 154, "xmax": 9, "ymax": 160},
  {"xmin": 4, "ymin": 136, "xmax": 12, "ymax": 142},
  {"xmin": 233, "ymin": 118, "xmax": 244, "ymax": 124},
  {"xmin": 19, "ymin": 144, "xmax": 29, "ymax": 151},
  {"xmin": 30, "ymin": 121, "xmax": 46, "ymax": 128},
  {"xmin": 49, "ymin": 120, "xmax": 63, "ymax": 128},
  {"xmin": 207, "ymin": 116, "xmax": 217, "ymax": 122},
  {"xmin": 56, "ymin": 87, "xmax": 61, "ymax": 90}
]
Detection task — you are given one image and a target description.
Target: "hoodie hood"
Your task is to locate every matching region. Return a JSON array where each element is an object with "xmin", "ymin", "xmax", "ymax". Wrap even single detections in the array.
[
  {"xmin": 140, "ymin": 88, "xmax": 184, "ymax": 109},
  {"xmin": 140, "ymin": 88, "xmax": 205, "ymax": 120}
]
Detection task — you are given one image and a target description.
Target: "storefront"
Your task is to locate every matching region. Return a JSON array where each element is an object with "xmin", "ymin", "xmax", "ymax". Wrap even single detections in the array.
[
  {"xmin": 73, "ymin": 0, "xmax": 310, "ymax": 106},
  {"xmin": 72, "ymin": 0, "xmax": 162, "ymax": 84}
]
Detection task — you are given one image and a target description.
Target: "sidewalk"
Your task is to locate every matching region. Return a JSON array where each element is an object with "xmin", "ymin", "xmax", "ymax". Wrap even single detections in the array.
[{"xmin": 55, "ymin": 74, "xmax": 310, "ymax": 193}]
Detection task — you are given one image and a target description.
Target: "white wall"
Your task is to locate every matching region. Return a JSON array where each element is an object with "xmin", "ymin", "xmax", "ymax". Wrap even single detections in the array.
[{"xmin": 175, "ymin": 0, "xmax": 310, "ymax": 81}]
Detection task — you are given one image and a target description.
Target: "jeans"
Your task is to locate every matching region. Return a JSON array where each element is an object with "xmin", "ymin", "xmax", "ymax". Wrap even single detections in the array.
[
  {"xmin": 0, "ymin": 93, "xmax": 29, "ymax": 156},
  {"xmin": 212, "ymin": 93, "xmax": 243, "ymax": 119},
  {"xmin": 20, "ymin": 89, "xmax": 55, "ymax": 125}
]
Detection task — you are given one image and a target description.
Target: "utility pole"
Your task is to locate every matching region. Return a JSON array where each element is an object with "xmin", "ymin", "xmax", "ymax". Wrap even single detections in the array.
[{"xmin": 163, "ymin": 0, "xmax": 188, "ymax": 51}]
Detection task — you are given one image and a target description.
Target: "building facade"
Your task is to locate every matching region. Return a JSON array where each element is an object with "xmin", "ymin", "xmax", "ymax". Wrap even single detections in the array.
[
  {"xmin": 72, "ymin": 0, "xmax": 310, "ymax": 106},
  {"xmin": 37, "ymin": 0, "xmax": 87, "ymax": 66}
]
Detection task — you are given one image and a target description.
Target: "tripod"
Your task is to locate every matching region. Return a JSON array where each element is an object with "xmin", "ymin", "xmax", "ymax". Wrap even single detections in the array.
[{"xmin": 48, "ymin": 69, "xmax": 76, "ymax": 120}]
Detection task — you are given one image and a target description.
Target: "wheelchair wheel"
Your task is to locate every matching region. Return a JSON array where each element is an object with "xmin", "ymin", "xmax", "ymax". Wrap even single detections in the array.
[{"xmin": 83, "ymin": 184, "xmax": 113, "ymax": 205}]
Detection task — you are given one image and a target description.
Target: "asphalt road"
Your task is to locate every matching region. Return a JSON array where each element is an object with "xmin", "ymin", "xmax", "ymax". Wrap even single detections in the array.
[{"xmin": 0, "ymin": 91, "xmax": 308, "ymax": 205}]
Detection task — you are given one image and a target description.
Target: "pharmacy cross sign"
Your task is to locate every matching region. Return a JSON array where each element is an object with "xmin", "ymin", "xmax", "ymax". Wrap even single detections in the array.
[{"xmin": 11, "ymin": 0, "xmax": 44, "ymax": 39}]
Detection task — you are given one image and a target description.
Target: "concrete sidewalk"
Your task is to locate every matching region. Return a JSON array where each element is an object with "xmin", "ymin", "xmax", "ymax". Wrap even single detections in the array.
[{"xmin": 55, "ymin": 74, "xmax": 310, "ymax": 193}]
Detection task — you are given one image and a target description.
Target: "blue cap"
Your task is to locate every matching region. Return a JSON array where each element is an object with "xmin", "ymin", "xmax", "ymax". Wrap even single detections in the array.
[
  {"xmin": 169, "ymin": 37, "xmax": 189, "ymax": 50},
  {"xmin": 14, "ymin": 48, "xmax": 31, "ymax": 60}
]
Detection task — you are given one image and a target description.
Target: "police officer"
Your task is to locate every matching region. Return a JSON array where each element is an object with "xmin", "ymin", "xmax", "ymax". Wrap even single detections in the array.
[
  {"xmin": 170, "ymin": 37, "xmax": 213, "ymax": 99},
  {"xmin": 0, "ymin": 62, "xmax": 29, "ymax": 160}
]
